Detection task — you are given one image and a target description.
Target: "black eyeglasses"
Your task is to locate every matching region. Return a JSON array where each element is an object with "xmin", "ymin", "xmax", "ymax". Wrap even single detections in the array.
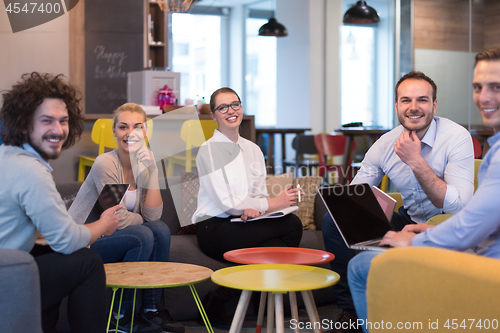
[{"xmin": 214, "ymin": 101, "xmax": 242, "ymax": 114}]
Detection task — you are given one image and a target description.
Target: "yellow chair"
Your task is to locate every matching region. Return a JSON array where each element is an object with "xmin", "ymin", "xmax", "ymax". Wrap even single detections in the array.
[
  {"xmin": 78, "ymin": 118, "xmax": 153, "ymax": 182},
  {"xmin": 387, "ymin": 192, "xmax": 403, "ymax": 213},
  {"xmin": 166, "ymin": 119, "xmax": 218, "ymax": 177},
  {"xmin": 366, "ymin": 247, "xmax": 500, "ymax": 331},
  {"xmin": 379, "ymin": 175, "xmax": 389, "ymax": 192},
  {"xmin": 78, "ymin": 119, "xmax": 117, "ymax": 182}
]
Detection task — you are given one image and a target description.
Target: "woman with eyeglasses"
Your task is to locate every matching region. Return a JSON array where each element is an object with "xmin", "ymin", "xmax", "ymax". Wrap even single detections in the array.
[
  {"xmin": 193, "ymin": 87, "xmax": 303, "ymax": 260},
  {"xmin": 192, "ymin": 87, "xmax": 303, "ymax": 325}
]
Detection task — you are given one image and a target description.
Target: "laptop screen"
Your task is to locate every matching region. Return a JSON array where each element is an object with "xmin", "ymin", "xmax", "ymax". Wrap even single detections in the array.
[{"xmin": 319, "ymin": 184, "xmax": 392, "ymax": 246}]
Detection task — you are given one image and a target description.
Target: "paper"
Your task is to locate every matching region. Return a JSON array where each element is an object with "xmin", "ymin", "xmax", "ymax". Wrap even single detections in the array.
[{"xmin": 230, "ymin": 206, "xmax": 299, "ymax": 223}]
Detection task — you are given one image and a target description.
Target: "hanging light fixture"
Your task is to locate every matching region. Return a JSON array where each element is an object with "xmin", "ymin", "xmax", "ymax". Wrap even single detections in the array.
[
  {"xmin": 343, "ymin": 1, "xmax": 380, "ymax": 24},
  {"xmin": 258, "ymin": 0, "xmax": 287, "ymax": 37},
  {"xmin": 259, "ymin": 18, "xmax": 288, "ymax": 37}
]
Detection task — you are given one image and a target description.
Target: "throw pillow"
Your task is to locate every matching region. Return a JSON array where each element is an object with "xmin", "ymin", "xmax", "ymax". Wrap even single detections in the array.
[
  {"xmin": 293, "ymin": 176, "xmax": 322, "ymax": 230},
  {"xmin": 178, "ymin": 171, "xmax": 199, "ymax": 235},
  {"xmin": 265, "ymin": 172, "xmax": 294, "ymax": 198}
]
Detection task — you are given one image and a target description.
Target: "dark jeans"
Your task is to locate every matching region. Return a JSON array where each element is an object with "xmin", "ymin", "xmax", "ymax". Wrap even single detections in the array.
[
  {"xmin": 90, "ymin": 220, "xmax": 171, "ymax": 311},
  {"xmin": 32, "ymin": 247, "xmax": 107, "ymax": 333},
  {"xmin": 321, "ymin": 206, "xmax": 415, "ymax": 312},
  {"xmin": 196, "ymin": 214, "xmax": 303, "ymax": 262}
]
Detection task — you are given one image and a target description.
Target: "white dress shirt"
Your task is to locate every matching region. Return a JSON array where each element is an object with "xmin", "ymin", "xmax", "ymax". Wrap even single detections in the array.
[
  {"xmin": 192, "ymin": 130, "xmax": 269, "ymax": 223},
  {"xmin": 352, "ymin": 117, "xmax": 474, "ymax": 223}
]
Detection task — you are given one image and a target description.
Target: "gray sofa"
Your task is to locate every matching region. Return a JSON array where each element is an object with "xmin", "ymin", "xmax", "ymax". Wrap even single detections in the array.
[
  {"xmin": 56, "ymin": 177, "xmax": 334, "ymax": 321},
  {"xmin": 0, "ymin": 248, "xmax": 43, "ymax": 333}
]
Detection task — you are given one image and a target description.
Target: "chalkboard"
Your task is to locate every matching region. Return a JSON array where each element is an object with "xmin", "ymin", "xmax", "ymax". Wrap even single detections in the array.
[{"xmin": 85, "ymin": 0, "xmax": 144, "ymax": 115}]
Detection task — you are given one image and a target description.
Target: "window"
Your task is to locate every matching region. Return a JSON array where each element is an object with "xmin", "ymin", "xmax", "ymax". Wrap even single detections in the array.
[
  {"xmin": 171, "ymin": 13, "xmax": 222, "ymax": 105},
  {"xmin": 245, "ymin": 18, "xmax": 277, "ymax": 127},
  {"xmin": 340, "ymin": 26, "xmax": 376, "ymax": 126}
]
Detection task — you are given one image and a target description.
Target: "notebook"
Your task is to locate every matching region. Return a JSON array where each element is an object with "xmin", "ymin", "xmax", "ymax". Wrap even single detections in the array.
[
  {"xmin": 319, "ymin": 184, "xmax": 395, "ymax": 251},
  {"xmin": 230, "ymin": 206, "xmax": 299, "ymax": 222},
  {"xmin": 85, "ymin": 184, "xmax": 129, "ymax": 224}
]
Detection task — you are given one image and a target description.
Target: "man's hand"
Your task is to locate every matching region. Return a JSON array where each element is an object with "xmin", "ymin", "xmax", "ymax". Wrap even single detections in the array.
[
  {"xmin": 99, "ymin": 204, "xmax": 121, "ymax": 236},
  {"xmin": 401, "ymin": 223, "xmax": 435, "ymax": 234},
  {"xmin": 379, "ymin": 230, "xmax": 416, "ymax": 247},
  {"xmin": 240, "ymin": 209, "xmax": 261, "ymax": 222},
  {"xmin": 136, "ymin": 146, "xmax": 157, "ymax": 171},
  {"xmin": 394, "ymin": 131, "xmax": 423, "ymax": 168}
]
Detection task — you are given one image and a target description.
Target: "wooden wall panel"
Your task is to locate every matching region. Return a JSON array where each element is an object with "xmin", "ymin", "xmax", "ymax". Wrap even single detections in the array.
[
  {"xmin": 69, "ymin": 0, "xmax": 85, "ymax": 112},
  {"xmin": 484, "ymin": 0, "xmax": 500, "ymax": 50},
  {"xmin": 414, "ymin": 0, "xmax": 484, "ymax": 52}
]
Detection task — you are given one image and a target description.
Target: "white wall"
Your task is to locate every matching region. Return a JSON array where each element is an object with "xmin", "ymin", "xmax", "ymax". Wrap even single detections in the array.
[
  {"xmin": 325, "ymin": 0, "xmax": 343, "ymax": 132},
  {"xmin": 0, "ymin": 5, "xmax": 70, "ymax": 101},
  {"xmin": 276, "ymin": 0, "xmax": 311, "ymax": 129},
  {"xmin": 414, "ymin": 49, "xmax": 482, "ymax": 126}
]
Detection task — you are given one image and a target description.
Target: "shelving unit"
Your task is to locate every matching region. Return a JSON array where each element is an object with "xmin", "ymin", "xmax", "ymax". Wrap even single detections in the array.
[{"xmin": 145, "ymin": 0, "xmax": 168, "ymax": 68}]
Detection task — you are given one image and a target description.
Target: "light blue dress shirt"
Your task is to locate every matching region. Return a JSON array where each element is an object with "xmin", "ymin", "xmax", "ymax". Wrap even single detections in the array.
[
  {"xmin": 413, "ymin": 131, "xmax": 500, "ymax": 258},
  {"xmin": 352, "ymin": 117, "xmax": 474, "ymax": 223},
  {"xmin": 22, "ymin": 143, "xmax": 53, "ymax": 171}
]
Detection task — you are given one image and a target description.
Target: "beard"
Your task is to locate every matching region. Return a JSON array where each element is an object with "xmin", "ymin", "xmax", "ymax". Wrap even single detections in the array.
[
  {"xmin": 397, "ymin": 112, "xmax": 434, "ymax": 134},
  {"xmin": 27, "ymin": 133, "xmax": 67, "ymax": 161}
]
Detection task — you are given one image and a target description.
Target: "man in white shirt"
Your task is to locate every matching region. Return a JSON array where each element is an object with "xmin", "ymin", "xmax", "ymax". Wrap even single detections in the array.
[{"xmin": 323, "ymin": 71, "xmax": 475, "ymax": 333}]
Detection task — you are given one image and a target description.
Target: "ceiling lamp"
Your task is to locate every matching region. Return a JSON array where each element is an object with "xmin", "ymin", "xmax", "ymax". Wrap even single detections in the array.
[
  {"xmin": 343, "ymin": 1, "xmax": 380, "ymax": 24},
  {"xmin": 156, "ymin": 0, "xmax": 197, "ymax": 13},
  {"xmin": 259, "ymin": 18, "xmax": 288, "ymax": 37}
]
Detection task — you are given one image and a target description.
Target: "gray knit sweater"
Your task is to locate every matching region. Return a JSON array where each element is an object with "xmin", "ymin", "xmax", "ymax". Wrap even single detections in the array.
[{"xmin": 69, "ymin": 150, "xmax": 163, "ymax": 229}]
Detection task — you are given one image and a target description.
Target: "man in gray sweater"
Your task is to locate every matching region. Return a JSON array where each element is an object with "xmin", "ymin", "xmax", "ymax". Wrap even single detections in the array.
[{"xmin": 0, "ymin": 72, "xmax": 120, "ymax": 333}]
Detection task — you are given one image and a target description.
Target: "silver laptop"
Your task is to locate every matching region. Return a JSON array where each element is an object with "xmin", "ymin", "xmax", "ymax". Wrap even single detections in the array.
[{"xmin": 319, "ymin": 184, "xmax": 395, "ymax": 251}]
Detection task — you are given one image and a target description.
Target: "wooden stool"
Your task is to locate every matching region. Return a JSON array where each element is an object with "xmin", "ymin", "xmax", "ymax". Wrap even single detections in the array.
[
  {"xmin": 105, "ymin": 262, "xmax": 214, "ymax": 333},
  {"xmin": 211, "ymin": 264, "xmax": 339, "ymax": 333},
  {"xmin": 224, "ymin": 247, "xmax": 335, "ymax": 333}
]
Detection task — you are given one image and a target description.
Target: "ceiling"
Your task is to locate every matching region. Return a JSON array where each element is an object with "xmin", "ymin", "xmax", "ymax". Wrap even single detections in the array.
[{"xmin": 195, "ymin": 0, "xmax": 274, "ymax": 10}]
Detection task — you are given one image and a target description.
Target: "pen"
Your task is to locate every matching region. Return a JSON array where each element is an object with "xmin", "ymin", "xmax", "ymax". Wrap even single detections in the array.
[{"xmin": 297, "ymin": 184, "xmax": 301, "ymax": 203}]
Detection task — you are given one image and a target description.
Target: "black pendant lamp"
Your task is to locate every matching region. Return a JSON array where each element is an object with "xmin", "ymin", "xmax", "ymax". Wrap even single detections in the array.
[
  {"xmin": 343, "ymin": 1, "xmax": 380, "ymax": 24},
  {"xmin": 259, "ymin": 17, "xmax": 288, "ymax": 37}
]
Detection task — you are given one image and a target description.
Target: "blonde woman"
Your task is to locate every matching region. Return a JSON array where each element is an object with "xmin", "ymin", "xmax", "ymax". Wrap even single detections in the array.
[{"xmin": 69, "ymin": 103, "xmax": 183, "ymax": 333}]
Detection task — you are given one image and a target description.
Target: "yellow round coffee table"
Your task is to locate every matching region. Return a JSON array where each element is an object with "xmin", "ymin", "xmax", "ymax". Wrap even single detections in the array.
[
  {"xmin": 211, "ymin": 264, "xmax": 340, "ymax": 333},
  {"xmin": 105, "ymin": 262, "xmax": 214, "ymax": 333}
]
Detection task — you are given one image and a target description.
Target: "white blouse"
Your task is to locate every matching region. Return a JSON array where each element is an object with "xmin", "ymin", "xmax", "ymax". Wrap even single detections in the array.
[{"xmin": 192, "ymin": 130, "xmax": 269, "ymax": 223}]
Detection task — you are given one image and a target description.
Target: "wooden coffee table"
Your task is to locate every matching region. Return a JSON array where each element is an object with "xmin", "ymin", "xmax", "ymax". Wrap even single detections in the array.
[{"xmin": 105, "ymin": 262, "xmax": 214, "ymax": 333}]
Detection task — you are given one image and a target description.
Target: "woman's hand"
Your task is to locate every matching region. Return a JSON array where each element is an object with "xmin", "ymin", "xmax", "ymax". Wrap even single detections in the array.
[
  {"xmin": 136, "ymin": 146, "xmax": 157, "ymax": 171},
  {"xmin": 267, "ymin": 185, "xmax": 301, "ymax": 211},
  {"xmin": 240, "ymin": 209, "xmax": 261, "ymax": 222}
]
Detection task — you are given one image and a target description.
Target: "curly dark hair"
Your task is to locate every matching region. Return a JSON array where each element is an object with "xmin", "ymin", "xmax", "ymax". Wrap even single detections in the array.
[
  {"xmin": 395, "ymin": 71, "xmax": 437, "ymax": 102},
  {"xmin": 0, "ymin": 72, "xmax": 84, "ymax": 148}
]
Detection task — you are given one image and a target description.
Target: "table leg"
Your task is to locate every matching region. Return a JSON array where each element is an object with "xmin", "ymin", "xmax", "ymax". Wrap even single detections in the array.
[
  {"xmin": 267, "ymin": 292, "xmax": 275, "ymax": 333},
  {"xmin": 107, "ymin": 287, "xmax": 118, "ymax": 333},
  {"xmin": 342, "ymin": 136, "xmax": 354, "ymax": 185},
  {"xmin": 301, "ymin": 290, "xmax": 322, "ymax": 333},
  {"xmin": 289, "ymin": 292, "xmax": 299, "ymax": 333},
  {"xmin": 230, "ymin": 290, "xmax": 252, "ymax": 333},
  {"xmin": 256, "ymin": 292, "xmax": 267, "ymax": 333},
  {"xmin": 189, "ymin": 284, "xmax": 214, "ymax": 333},
  {"xmin": 130, "ymin": 289, "xmax": 137, "ymax": 333},
  {"xmin": 281, "ymin": 133, "xmax": 286, "ymax": 174},
  {"xmin": 268, "ymin": 134, "xmax": 275, "ymax": 175},
  {"xmin": 275, "ymin": 293, "xmax": 285, "ymax": 333}
]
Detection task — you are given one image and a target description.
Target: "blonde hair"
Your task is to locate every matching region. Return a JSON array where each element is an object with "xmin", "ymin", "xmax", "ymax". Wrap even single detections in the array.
[{"xmin": 112, "ymin": 103, "xmax": 147, "ymax": 127}]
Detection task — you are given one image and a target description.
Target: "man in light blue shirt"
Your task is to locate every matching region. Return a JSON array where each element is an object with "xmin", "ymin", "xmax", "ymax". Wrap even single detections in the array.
[
  {"xmin": 323, "ymin": 71, "xmax": 474, "ymax": 333},
  {"xmin": 348, "ymin": 48, "xmax": 500, "ymax": 333},
  {"xmin": 0, "ymin": 72, "xmax": 120, "ymax": 333}
]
